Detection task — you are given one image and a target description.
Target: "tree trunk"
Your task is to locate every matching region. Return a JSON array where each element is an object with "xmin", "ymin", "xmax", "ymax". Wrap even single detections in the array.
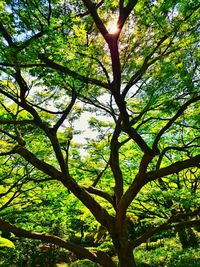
[
  {"xmin": 112, "ymin": 226, "xmax": 137, "ymax": 267},
  {"xmin": 118, "ymin": 248, "xmax": 136, "ymax": 267}
]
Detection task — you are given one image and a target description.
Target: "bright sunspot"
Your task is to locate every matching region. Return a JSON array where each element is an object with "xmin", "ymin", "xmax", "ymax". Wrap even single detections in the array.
[{"xmin": 107, "ymin": 21, "xmax": 119, "ymax": 34}]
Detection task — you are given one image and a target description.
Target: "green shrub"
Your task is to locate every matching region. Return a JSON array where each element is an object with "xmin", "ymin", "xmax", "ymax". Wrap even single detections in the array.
[
  {"xmin": 167, "ymin": 247, "xmax": 200, "ymax": 267},
  {"xmin": 135, "ymin": 239, "xmax": 200, "ymax": 267}
]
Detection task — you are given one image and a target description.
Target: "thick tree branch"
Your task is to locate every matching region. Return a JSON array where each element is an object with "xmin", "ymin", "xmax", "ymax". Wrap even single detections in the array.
[
  {"xmin": 131, "ymin": 219, "xmax": 200, "ymax": 248},
  {"xmin": 82, "ymin": 0, "xmax": 138, "ymax": 41},
  {"xmin": 110, "ymin": 119, "xmax": 124, "ymax": 205},
  {"xmin": 156, "ymin": 144, "xmax": 198, "ymax": 170},
  {"xmin": 131, "ymin": 208, "xmax": 200, "ymax": 248},
  {"xmin": 0, "ymin": 219, "xmax": 117, "ymax": 266},
  {"xmin": 124, "ymin": 126, "xmax": 155, "ymax": 155},
  {"xmin": 77, "ymin": 0, "xmax": 104, "ymax": 18},
  {"xmin": 17, "ymin": 31, "xmax": 46, "ymax": 51},
  {"xmin": 84, "ymin": 186, "xmax": 114, "ymax": 206},
  {"xmin": 115, "ymin": 122, "xmax": 198, "ymax": 222},
  {"xmin": 0, "ymin": 219, "xmax": 97, "ymax": 262},
  {"xmin": 38, "ymin": 54, "xmax": 110, "ymax": 90},
  {"xmin": 146, "ymin": 155, "xmax": 200, "ymax": 182},
  {"xmin": 82, "ymin": 1, "xmax": 120, "ymax": 93},
  {"xmin": 12, "ymin": 145, "xmax": 62, "ymax": 180},
  {"xmin": 118, "ymin": 0, "xmax": 138, "ymax": 31},
  {"xmin": 116, "ymin": 154, "xmax": 154, "ymax": 225},
  {"xmin": 113, "ymin": 94, "xmax": 154, "ymax": 155},
  {"xmin": 82, "ymin": 0, "xmax": 109, "ymax": 37},
  {"xmin": 61, "ymin": 178, "xmax": 115, "ymax": 233},
  {"xmin": 0, "ymin": 20, "xmax": 16, "ymax": 47},
  {"xmin": 4, "ymin": 147, "xmax": 116, "ymax": 235},
  {"xmin": 2, "ymin": 147, "xmax": 116, "ymax": 232}
]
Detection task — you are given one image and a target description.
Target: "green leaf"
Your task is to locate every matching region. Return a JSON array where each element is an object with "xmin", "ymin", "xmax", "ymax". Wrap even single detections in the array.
[{"xmin": 0, "ymin": 237, "xmax": 15, "ymax": 249}]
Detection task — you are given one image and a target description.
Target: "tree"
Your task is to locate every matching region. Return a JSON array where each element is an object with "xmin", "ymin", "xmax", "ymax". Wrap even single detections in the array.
[{"xmin": 0, "ymin": 0, "xmax": 199, "ymax": 266}]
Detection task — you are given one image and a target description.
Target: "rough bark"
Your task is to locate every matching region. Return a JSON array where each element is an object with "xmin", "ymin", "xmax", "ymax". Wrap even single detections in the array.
[{"xmin": 112, "ymin": 222, "xmax": 137, "ymax": 267}]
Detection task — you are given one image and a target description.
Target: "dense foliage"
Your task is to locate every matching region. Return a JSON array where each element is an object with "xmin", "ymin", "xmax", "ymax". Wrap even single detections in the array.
[{"xmin": 0, "ymin": 0, "xmax": 199, "ymax": 266}]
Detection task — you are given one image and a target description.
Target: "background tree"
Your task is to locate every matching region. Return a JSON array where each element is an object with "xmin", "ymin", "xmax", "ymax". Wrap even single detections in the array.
[{"xmin": 0, "ymin": 0, "xmax": 199, "ymax": 266}]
